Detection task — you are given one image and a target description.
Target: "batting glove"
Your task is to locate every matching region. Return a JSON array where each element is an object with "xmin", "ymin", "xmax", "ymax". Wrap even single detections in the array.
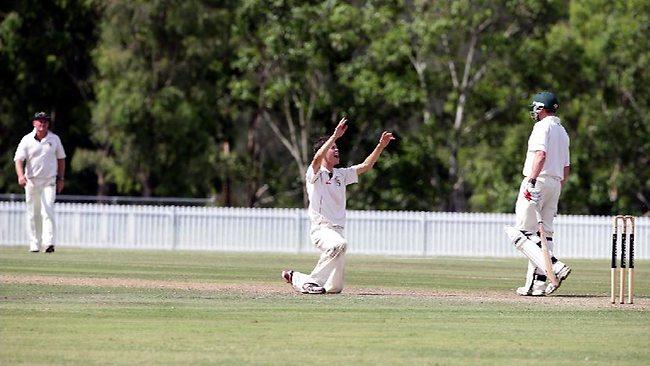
[{"xmin": 523, "ymin": 179, "xmax": 541, "ymax": 204}]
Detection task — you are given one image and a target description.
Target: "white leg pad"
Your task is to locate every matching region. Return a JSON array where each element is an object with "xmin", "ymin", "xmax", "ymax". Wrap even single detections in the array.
[
  {"xmin": 517, "ymin": 240, "xmax": 549, "ymax": 274},
  {"xmin": 504, "ymin": 226, "xmax": 549, "ymax": 275}
]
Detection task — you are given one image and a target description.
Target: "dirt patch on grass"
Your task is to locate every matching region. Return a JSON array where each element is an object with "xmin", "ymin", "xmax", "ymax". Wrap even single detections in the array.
[
  {"xmin": 1, "ymin": 274, "xmax": 287, "ymax": 294},
  {"xmin": 349, "ymin": 287, "xmax": 649, "ymax": 310},
  {"xmin": 2, "ymin": 273, "xmax": 646, "ymax": 310}
]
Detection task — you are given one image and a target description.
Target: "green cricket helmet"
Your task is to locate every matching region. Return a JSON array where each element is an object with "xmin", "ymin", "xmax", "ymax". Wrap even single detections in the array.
[{"xmin": 530, "ymin": 92, "xmax": 559, "ymax": 121}]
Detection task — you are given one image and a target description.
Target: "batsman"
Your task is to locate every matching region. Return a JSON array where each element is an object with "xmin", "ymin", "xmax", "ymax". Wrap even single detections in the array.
[{"xmin": 504, "ymin": 92, "xmax": 572, "ymax": 296}]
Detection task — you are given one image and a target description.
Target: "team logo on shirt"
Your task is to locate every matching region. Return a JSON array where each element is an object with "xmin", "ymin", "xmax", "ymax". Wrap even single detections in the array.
[{"xmin": 324, "ymin": 174, "xmax": 342, "ymax": 186}]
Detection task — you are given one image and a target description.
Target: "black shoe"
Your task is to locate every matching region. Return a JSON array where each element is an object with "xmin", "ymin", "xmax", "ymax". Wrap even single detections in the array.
[{"xmin": 45, "ymin": 245, "xmax": 55, "ymax": 253}]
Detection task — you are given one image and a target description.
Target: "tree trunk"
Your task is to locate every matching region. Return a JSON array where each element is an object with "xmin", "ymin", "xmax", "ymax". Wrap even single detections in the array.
[
  {"xmin": 247, "ymin": 110, "xmax": 262, "ymax": 207},
  {"xmin": 96, "ymin": 171, "xmax": 108, "ymax": 196},
  {"xmin": 221, "ymin": 141, "xmax": 232, "ymax": 207},
  {"xmin": 448, "ymin": 132, "xmax": 466, "ymax": 212},
  {"xmin": 138, "ymin": 170, "xmax": 152, "ymax": 197},
  {"xmin": 449, "ymin": 90, "xmax": 468, "ymax": 212}
]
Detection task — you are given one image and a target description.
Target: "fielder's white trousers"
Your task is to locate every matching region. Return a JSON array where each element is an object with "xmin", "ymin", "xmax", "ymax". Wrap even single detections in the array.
[
  {"xmin": 292, "ymin": 225, "xmax": 347, "ymax": 293},
  {"xmin": 25, "ymin": 177, "xmax": 57, "ymax": 251},
  {"xmin": 515, "ymin": 175, "xmax": 561, "ymax": 276}
]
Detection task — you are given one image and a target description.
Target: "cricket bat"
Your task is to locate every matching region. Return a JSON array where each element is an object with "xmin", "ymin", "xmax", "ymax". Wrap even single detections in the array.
[{"xmin": 535, "ymin": 208, "xmax": 559, "ymax": 287}]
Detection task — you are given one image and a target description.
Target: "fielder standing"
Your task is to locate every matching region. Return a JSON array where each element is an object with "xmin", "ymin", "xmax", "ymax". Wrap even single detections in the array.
[
  {"xmin": 14, "ymin": 112, "xmax": 66, "ymax": 253},
  {"xmin": 504, "ymin": 92, "xmax": 571, "ymax": 296},
  {"xmin": 282, "ymin": 117, "xmax": 394, "ymax": 294}
]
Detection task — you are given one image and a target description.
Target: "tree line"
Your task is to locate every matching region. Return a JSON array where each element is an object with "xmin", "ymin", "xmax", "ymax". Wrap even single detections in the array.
[{"xmin": 1, "ymin": 0, "xmax": 648, "ymax": 215}]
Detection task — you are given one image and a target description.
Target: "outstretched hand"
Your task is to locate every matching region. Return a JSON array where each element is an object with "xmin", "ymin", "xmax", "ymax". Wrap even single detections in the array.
[
  {"xmin": 333, "ymin": 117, "xmax": 348, "ymax": 139},
  {"xmin": 379, "ymin": 131, "xmax": 395, "ymax": 147},
  {"xmin": 353, "ymin": 130, "xmax": 396, "ymax": 175}
]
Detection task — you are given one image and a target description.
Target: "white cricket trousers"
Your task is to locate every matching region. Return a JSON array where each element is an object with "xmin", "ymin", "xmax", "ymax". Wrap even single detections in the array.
[
  {"xmin": 292, "ymin": 225, "xmax": 347, "ymax": 293},
  {"xmin": 25, "ymin": 177, "xmax": 57, "ymax": 251},
  {"xmin": 515, "ymin": 175, "xmax": 562, "ymax": 237},
  {"xmin": 515, "ymin": 175, "xmax": 562, "ymax": 276}
]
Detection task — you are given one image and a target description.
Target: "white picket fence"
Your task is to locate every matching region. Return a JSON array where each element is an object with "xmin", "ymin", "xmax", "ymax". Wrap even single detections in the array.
[{"xmin": 0, "ymin": 201, "xmax": 647, "ymax": 259}]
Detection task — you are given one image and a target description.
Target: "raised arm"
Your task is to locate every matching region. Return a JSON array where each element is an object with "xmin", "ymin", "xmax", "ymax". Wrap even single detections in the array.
[
  {"xmin": 353, "ymin": 131, "xmax": 395, "ymax": 175},
  {"xmin": 310, "ymin": 118, "xmax": 347, "ymax": 174}
]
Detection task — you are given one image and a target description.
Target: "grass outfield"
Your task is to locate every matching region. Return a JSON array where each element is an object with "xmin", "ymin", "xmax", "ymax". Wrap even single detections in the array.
[{"xmin": 1, "ymin": 247, "xmax": 648, "ymax": 365}]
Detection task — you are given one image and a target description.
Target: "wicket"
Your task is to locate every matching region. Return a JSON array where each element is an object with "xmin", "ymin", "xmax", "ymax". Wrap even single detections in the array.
[{"xmin": 611, "ymin": 215, "xmax": 635, "ymax": 304}]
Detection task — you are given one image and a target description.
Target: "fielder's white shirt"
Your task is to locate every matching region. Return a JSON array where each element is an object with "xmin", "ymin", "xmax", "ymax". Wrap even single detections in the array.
[
  {"xmin": 14, "ymin": 129, "xmax": 66, "ymax": 179},
  {"xmin": 522, "ymin": 116, "xmax": 570, "ymax": 180},
  {"xmin": 306, "ymin": 165, "xmax": 358, "ymax": 228}
]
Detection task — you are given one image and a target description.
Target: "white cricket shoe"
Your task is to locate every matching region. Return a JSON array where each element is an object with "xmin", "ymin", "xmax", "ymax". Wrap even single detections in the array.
[
  {"xmin": 545, "ymin": 265, "xmax": 571, "ymax": 295},
  {"xmin": 516, "ymin": 280, "xmax": 547, "ymax": 296},
  {"xmin": 301, "ymin": 283, "xmax": 325, "ymax": 294}
]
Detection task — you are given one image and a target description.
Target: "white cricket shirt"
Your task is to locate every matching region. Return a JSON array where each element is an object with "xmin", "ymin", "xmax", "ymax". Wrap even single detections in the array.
[
  {"xmin": 306, "ymin": 165, "xmax": 358, "ymax": 228},
  {"xmin": 522, "ymin": 116, "xmax": 570, "ymax": 180},
  {"xmin": 14, "ymin": 129, "xmax": 66, "ymax": 179}
]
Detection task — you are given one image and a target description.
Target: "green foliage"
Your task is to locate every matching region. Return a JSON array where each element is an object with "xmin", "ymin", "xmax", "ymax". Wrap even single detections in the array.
[
  {"xmin": 81, "ymin": 0, "xmax": 237, "ymax": 197},
  {"xmin": 0, "ymin": 0, "xmax": 647, "ymax": 214},
  {"xmin": 0, "ymin": 0, "xmax": 99, "ymax": 193},
  {"xmin": 539, "ymin": 0, "xmax": 650, "ymax": 215}
]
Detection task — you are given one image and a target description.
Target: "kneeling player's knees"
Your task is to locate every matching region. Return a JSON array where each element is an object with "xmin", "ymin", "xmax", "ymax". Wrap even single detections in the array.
[{"xmin": 335, "ymin": 240, "xmax": 348, "ymax": 254}]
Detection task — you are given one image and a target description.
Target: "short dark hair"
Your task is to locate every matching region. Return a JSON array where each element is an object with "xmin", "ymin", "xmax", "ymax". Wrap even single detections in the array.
[{"xmin": 313, "ymin": 136, "xmax": 329, "ymax": 155}]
